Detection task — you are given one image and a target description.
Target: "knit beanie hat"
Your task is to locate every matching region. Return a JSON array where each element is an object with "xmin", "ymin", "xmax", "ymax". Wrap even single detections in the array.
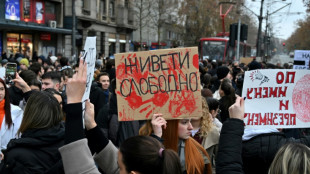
[
  {"xmin": 217, "ymin": 66, "xmax": 230, "ymax": 80},
  {"xmin": 19, "ymin": 58, "xmax": 29, "ymax": 67}
]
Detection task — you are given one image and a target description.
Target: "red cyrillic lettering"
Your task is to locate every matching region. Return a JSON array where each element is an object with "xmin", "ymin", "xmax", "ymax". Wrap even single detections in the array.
[
  {"xmin": 247, "ymin": 88, "xmax": 253, "ymax": 99},
  {"xmin": 278, "ymin": 87, "xmax": 288, "ymax": 97},
  {"xmin": 276, "ymin": 72, "xmax": 284, "ymax": 84},
  {"xmin": 285, "ymin": 71, "xmax": 296, "ymax": 83}
]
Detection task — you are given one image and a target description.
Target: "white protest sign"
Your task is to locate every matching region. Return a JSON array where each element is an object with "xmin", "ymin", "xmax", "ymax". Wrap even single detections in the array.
[
  {"xmin": 242, "ymin": 69, "xmax": 310, "ymax": 128},
  {"xmin": 293, "ymin": 50, "xmax": 310, "ymax": 69},
  {"xmin": 82, "ymin": 37, "xmax": 96, "ymax": 102},
  {"xmin": 0, "ymin": 68, "xmax": 5, "ymax": 80}
]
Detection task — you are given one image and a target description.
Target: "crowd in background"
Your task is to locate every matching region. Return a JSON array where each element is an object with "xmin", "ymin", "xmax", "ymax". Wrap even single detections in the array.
[{"xmin": 0, "ymin": 50, "xmax": 309, "ymax": 174}]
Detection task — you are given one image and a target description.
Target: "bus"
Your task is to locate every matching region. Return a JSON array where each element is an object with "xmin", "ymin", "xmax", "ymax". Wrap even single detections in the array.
[{"xmin": 198, "ymin": 37, "xmax": 252, "ymax": 63}]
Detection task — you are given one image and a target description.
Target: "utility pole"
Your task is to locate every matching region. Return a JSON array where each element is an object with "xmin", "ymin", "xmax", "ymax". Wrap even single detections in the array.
[
  {"xmin": 264, "ymin": 10, "xmax": 269, "ymax": 60},
  {"xmin": 256, "ymin": 0, "xmax": 264, "ymax": 58},
  {"xmin": 72, "ymin": 0, "xmax": 76, "ymax": 62}
]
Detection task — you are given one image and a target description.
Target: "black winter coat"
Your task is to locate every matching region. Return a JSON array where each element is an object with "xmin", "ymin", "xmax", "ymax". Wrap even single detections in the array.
[
  {"xmin": 0, "ymin": 123, "xmax": 65, "ymax": 174},
  {"xmin": 242, "ymin": 132, "xmax": 310, "ymax": 174},
  {"xmin": 216, "ymin": 119, "xmax": 244, "ymax": 174}
]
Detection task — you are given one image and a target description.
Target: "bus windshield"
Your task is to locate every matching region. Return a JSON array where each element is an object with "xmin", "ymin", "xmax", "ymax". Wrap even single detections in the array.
[{"xmin": 202, "ymin": 41, "xmax": 226, "ymax": 61}]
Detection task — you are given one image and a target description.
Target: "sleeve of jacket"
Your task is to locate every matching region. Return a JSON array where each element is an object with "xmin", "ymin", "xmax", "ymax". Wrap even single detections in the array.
[
  {"xmin": 216, "ymin": 119, "xmax": 244, "ymax": 174},
  {"xmin": 93, "ymin": 140, "xmax": 119, "ymax": 174},
  {"xmin": 59, "ymin": 139, "xmax": 100, "ymax": 174}
]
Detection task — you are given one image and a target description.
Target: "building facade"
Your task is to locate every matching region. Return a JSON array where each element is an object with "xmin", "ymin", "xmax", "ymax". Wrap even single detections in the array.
[
  {"xmin": 64, "ymin": 0, "xmax": 135, "ymax": 59},
  {"xmin": 0, "ymin": 0, "xmax": 69, "ymax": 59}
]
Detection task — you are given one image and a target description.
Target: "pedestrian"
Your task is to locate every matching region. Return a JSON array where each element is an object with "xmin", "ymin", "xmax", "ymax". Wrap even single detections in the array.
[{"xmin": 0, "ymin": 78, "xmax": 23, "ymax": 159}]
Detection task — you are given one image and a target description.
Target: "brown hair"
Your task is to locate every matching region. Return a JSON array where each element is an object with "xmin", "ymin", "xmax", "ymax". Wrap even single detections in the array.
[
  {"xmin": 0, "ymin": 78, "xmax": 12, "ymax": 129},
  {"xmin": 120, "ymin": 136, "xmax": 182, "ymax": 174},
  {"xmin": 200, "ymin": 97, "xmax": 214, "ymax": 137},
  {"xmin": 17, "ymin": 91, "xmax": 62, "ymax": 135}
]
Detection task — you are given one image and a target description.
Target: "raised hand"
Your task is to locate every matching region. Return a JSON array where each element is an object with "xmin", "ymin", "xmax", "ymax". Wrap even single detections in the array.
[
  {"xmin": 12, "ymin": 73, "xmax": 31, "ymax": 93},
  {"xmin": 228, "ymin": 97, "xmax": 245, "ymax": 120},
  {"xmin": 66, "ymin": 58, "xmax": 87, "ymax": 104},
  {"xmin": 84, "ymin": 100, "xmax": 96, "ymax": 130},
  {"xmin": 151, "ymin": 113, "xmax": 167, "ymax": 138}
]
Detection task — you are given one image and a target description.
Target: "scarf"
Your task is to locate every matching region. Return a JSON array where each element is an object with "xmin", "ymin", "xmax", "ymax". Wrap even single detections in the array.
[{"xmin": 0, "ymin": 99, "xmax": 6, "ymax": 129}]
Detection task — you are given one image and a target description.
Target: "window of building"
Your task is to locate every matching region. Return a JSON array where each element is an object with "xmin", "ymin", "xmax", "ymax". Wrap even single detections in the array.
[
  {"xmin": 125, "ymin": 0, "xmax": 129, "ymax": 8},
  {"xmin": 109, "ymin": 0, "xmax": 115, "ymax": 17},
  {"xmin": 101, "ymin": 0, "xmax": 106, "ymax": 15},
  {"xmin": 83, "ymin": 0, "xmax": 90, "ymax": 10},
  {"xmin": 45, "ymin": 1, "xmax": 56, "ymax": 23}
]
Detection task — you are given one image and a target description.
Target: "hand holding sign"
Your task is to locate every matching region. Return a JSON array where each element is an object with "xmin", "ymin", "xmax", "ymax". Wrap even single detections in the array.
[
  {"xmin": 229, "ymin": 97, "xmax": 245, "ymax": 121},
  {"xmin": 67, "ymin": 58, "xmax": 87, "ymax": 104},
  {"xmin": 151, "ymin": 113, "xmax": 167, "ymax": 138}
]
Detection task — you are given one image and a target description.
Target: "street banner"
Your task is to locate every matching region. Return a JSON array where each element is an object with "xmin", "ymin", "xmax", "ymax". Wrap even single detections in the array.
[
  {"xmin": 293, "ymin": 50, "xmax": 310, "ymax": 69},
  {"xmin": 81, "ymin": 37, "xmax": 96, "ymax": 102},
  {"xmin": 115, "ymin": 47, "xmax": 202, "ymax": 121},
  {"xmin": 242, "ymin": 69, "xmax": 310, "ymax": 128}
]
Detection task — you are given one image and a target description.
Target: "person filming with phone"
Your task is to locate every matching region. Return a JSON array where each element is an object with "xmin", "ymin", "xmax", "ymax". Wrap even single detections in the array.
[{"xmin": 0, "ymin": 77, "xmax": 24, "ymax": 161}]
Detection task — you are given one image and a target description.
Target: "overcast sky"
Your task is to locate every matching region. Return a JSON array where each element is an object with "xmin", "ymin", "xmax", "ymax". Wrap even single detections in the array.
[{"xmin": 244, "ymin": 0, "xmax": 308, "ymax": 40}]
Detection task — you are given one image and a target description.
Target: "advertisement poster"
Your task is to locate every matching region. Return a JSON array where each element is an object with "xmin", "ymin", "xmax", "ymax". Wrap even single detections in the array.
[
  {"xmin": 293, "ymin": 50, "xmax": 310, "ymax": 69},
  {"xmin": 242, "ymin": 69, "xmax": 310, "ymax": 128},
  {"xmin": 23, "ymin": 0, "xmax": 31, "ymax": 21},
  {"xmin": 115, "ymin": 47, "xmax": 202, "ymax": 121},
  {"xmin": 36, "ymin": 2, "xmax": 44, "ymax": 23},
  {"xmin": 5, "ymin": 0, "xmax": 20, "ymax": 21}
]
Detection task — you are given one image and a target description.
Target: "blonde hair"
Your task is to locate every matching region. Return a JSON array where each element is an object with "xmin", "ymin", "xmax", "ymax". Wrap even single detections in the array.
[
  {"xmin": 269, "ymin": 143, "xmax": 310, "ymax": 174},
  {"xmin": 200, "ymin": 97, "xmax": 214, "ymax": 137}
]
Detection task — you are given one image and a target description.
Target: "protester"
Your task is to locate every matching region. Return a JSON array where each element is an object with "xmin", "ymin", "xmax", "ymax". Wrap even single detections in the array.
[
  {"xmin": 140, "ymin": 113, "xmax": 213, "ymax": 174},
  {"xmin": 19, "ymin": 58, "xmax": 29, "ymax": 71},
  {"xmin": 0, "ymin": 78, "xmax": 23, "ymax": 158},
  {"xmin": 190, "ymin": 97, "xmax": 220, "ymax": 169},
  {"xmin": 41, "ymin": 71, "xmax": 61, "ymax": 91},
  {"xmin": 207, "ymin": 97, "xmax": 222, "ymax": 130},
  {"xmin": 59, "ymin": 58, "xmax": 182, "ymax": 174},
  {"xmin": 268, "ymin": 143, "xmax": 310, "ymax": 174},
  {"xmin": 0, "ymin": 88, "xmax": 64, "ymax": 173},
  {"xmin": 29, "ymin": 62, "xmax": 44, "ymax": 81},
  {"xmin": 218, "ymin": 78, "xmax": 236, "ymax": 123},
  {"xmin": 90, "ymin": 72, "xmax": 111, "ymax": 118}
]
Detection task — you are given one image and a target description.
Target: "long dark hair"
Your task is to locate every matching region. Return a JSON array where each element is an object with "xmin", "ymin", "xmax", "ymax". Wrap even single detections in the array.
[
  {"xmin": 120, "ymin": 136, "xmax": 182, "ymax": 174},
  {"xmin": 0, "ymin": 78, "xmax": 12, "ymax": 129}
]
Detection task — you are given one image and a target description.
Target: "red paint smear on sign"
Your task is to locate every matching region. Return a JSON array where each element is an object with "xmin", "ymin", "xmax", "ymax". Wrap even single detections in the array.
[{"xmin": 292, "ymin": 74, "xmax": 310, "ymax": 122}]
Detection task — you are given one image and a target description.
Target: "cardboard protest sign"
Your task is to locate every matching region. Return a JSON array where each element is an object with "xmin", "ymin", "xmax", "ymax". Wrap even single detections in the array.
[
  {"xmin": 242, "ymin": 69, "xmax": 310, "ymax": 128},
  {"xmin": 82, "ymin": 37, "xmax": 96, "ymax": 102},
  {"xmin": 115, "ymin": 47, "xmax": 202, "ymax": 121},
  {"xmin": 293, "ymin": 50, "xmax": 310, "ymax": 69}
]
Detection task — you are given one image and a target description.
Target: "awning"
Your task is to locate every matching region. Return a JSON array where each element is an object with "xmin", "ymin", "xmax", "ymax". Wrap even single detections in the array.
[{"xmin": 0, "ymin": 20, "xmax": 73, "ymax": 34}]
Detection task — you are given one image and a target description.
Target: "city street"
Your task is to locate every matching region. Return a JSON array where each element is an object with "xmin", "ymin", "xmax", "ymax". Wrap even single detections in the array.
[{"xmin": 268, "ymin": 53, "xmax": 294, "ymax": 66}]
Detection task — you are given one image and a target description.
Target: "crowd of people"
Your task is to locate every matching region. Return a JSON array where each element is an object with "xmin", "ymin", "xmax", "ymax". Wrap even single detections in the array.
[{"xmin": 0, "ymin": 50, "xmax": 309, "ymax": 174}]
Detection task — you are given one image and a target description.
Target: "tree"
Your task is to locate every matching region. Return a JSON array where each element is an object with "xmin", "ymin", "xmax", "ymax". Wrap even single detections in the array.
[
  {"xmin": 134, "ymin": 0, "xmax": 152, "ymax": 50},
  {"xmin": 303, "ymin": 0, "xmax": 310, "ymax": 12},
  {"xmin": 286, "ymin": 16, "xmax": 310, "ymax": 51}
]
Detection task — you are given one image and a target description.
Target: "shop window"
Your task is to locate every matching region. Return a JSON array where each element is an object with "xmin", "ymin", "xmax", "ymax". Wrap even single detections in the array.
[
  {"xmin": 6, "ymin": 33, "xmax": 20, "ymax": 56},
  {"xmin": 109, "ymin": 42, "xmax": 115, "ymax": 56},
  {"xmin": 21, "ymin": 34, "xmax": 33, "ymax": 58},
  {"xmin": 120, "ymin": 43, "xmax": 126, "ymax": 53},
  {"xmin": 125, "ymin": 0, "xmax": 129, "ymax": 8}
]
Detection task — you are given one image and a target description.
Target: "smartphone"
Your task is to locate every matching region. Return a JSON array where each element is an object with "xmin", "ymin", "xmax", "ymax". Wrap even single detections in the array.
[{"xmin": 5, "ymin": 63, "xmax": 17, "ymax": 84}]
